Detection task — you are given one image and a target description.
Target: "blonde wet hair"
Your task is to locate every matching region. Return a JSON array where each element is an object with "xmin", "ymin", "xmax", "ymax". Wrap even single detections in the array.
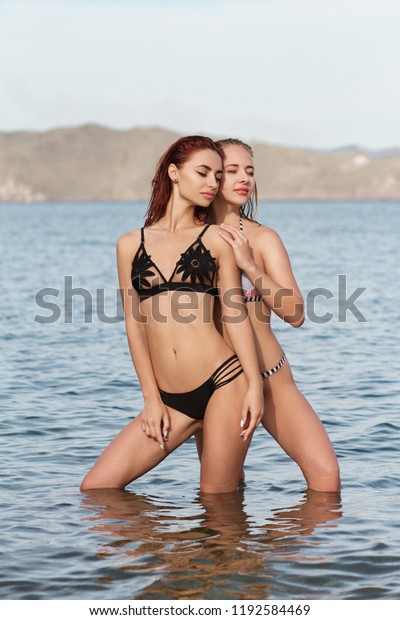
[{"xmin": 216, "ymin": 138, "xmax": 259, "ymax": 221}]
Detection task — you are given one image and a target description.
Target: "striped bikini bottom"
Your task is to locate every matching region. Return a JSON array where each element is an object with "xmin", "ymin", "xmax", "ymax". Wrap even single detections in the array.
[{"xmin": 261, "ymin": 352, "xmax": 287, "ymax": 380}]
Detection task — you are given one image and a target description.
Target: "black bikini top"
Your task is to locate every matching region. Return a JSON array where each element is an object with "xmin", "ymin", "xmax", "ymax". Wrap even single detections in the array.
[{"xmin": 131, "ymin": 224, "xmax": 218, "ymax": 302}]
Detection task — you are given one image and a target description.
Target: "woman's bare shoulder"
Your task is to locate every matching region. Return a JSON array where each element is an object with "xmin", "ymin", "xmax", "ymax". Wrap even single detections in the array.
[
  {"xmin": 204, "ymin": 223, "xmax": 230, "ymax": 254},
  {"xmin": 204, "ymin": 223, "xmax": 221, "ymax": 236},
  {"xmin": 248, "ymin": 221, "xmax": 283, "ymax": 244},
  {"xmin": 116, "ymin": 229, "xmax": 142, "ymax": 258},
  {"xmin": 249, "ymin": 223, "xmax": 289, "ymax": 262}
]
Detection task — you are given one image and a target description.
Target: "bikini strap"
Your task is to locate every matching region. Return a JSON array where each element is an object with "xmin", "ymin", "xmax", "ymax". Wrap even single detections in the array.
[
  {"xmin": 140, "ymin": 227, "xmax": 145, "ymax": 243},
  {"xmin": 198, "ymin": 223, "xmax": 212, "ymax": 239},
  {"xmin": 239, "ymin": 217, "xmax": 244, "ymax": 232},
  {"xmin": 210, "ymin": 355, "xmax": 243, "ymax": 391}
]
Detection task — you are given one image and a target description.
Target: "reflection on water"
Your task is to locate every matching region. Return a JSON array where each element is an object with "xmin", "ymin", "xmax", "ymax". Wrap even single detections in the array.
[{"xmin": 81, "ymin": 488, "xmax": 342, "ymax": 600}]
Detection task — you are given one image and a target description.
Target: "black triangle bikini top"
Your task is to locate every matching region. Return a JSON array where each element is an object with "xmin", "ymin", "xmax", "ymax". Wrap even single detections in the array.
[{"xmin": 131, "ymin": 224, "xmax": 219, "ymax": 302}]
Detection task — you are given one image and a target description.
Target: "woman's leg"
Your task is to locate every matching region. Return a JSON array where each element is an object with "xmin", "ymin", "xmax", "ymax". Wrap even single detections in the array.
[
  {"xmin": 197, "ymin": 363, "xmax": 340, "ymax": 492},
  {"xmin": 194, "ymin": 429, "xmax": 204, "ymax": 460},
  {"xmin": 200, "ymin": 372, "xmax": 251, "ymax": 493},
  {"xmin": 262, "ymin": 362, "xmax": 340, "ymax": 492},
  {"xmin": 80, "ymin": 410, "xmax": 202, "ymax": 491}
]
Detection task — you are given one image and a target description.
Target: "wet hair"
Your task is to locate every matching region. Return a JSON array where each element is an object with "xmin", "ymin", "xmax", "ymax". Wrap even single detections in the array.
[
  {"xmin": 144, "ymin": 136, "xmax": 224, "ymax": 227},
  {"xmin": 215, "ymin": 138, "xmax": 259, "ymax": 221}
]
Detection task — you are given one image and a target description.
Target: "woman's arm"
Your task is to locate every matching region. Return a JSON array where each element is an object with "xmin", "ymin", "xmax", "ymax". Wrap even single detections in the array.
[
  {"xmin": 117, "ymin": 233, "xmax": 170, "ymax": 449},
  {"xmin": 219, "ymin": 224, "xmax": 304, "ymax": 327},
  {"xmin": 216, "ymin": 235, "xmax": 264, "ymax": 440}
]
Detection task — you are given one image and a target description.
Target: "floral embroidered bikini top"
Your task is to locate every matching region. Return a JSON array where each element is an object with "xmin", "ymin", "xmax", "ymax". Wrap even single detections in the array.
[{"xmin": 131, "ymin": 224, "xmax": 218, "ymax": 302}]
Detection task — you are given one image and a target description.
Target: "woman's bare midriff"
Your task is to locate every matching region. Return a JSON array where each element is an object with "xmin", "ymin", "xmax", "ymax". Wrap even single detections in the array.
[
  {"xmin": 141, "ymin": 292, "xmax": 235, "ymax": 392},
  {"xmin": 219, "ymin": 301, "xmax": 284, "ymax": 373}
]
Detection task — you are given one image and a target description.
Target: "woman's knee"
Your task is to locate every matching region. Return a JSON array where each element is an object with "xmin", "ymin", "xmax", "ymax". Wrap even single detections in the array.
[
  {"xmin": 305, "ymin": 455, "xmax": 341, "ymax": 492},
  {"xmin": 80, "ymin": 473, "xmax": 99, "ymax": 492},
  {"xmin": 80, "ymin": 469, "xmax": 125, "ymax": 492},
  {"xmin": 80, "ymin": 474, "xmax": 100, "ymax": 492}
]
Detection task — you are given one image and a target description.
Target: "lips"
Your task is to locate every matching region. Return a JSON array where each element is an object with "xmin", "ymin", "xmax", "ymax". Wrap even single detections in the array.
[
  {"xmin": 234, "ymin": 188, "xmax": 249, "ymax": 196},
  {"xmin": 201, "ymin": 192, "xmax": 215, "ymax": 199}
]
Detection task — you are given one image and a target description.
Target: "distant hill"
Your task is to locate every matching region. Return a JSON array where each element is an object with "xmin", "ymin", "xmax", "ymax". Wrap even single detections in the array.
[
  {"xmin": 332, "ymin": 145, "xmax": 400, "ymax": 159},
  {"xmin": 0, "ymin": 124, "xmax": 399, "ymax": 201}
]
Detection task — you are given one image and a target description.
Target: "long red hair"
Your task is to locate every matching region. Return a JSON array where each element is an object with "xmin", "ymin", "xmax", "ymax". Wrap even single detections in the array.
[{"xmin": 144, "ymin": 136, "xmax": 224, "ymax": 227}]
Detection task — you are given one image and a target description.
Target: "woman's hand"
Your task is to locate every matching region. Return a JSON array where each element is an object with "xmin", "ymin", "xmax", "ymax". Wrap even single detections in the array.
[
  {"xmin": 240, "ymin": 378, "xmax": 264, "ymax": 441},
  {"xmin": 218, "ymin": 223, "xmax": 255, "ymax": 272},
  {"xmin": 139, "ymin": 398, "xmax": 171, "ymax": 450}
]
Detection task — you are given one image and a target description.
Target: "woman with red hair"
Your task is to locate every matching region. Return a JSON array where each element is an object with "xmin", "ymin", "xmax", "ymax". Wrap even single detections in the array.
[{"xmin": 81, "ymin": 136, "xmax": 263, "ymax": 494}]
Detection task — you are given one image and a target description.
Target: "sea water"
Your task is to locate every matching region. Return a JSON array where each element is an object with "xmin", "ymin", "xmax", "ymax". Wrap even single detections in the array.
[{"xmin": 1, "ymin": 201, "xmax": 399, "ymax": 599}]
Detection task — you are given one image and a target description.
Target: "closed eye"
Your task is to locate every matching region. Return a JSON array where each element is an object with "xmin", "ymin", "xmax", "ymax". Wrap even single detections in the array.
[{"xmin": 225, "ymin": 168, "xmax": 254, "ymax": 176}]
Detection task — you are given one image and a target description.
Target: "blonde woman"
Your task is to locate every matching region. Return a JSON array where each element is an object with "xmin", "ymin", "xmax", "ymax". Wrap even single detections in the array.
[{"xmin": 197, "ymin": 138, "xmax": 340, "ymax": 492}]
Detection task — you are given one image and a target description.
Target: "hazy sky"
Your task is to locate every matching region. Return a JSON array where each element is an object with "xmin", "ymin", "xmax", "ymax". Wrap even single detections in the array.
[{"xmin": 1, "ymin": 0, "xmax": 399, "ymax": 149}]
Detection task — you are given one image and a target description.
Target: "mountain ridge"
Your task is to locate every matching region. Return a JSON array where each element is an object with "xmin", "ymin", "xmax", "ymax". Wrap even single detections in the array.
[{"xmin": 1, "ymin": 124, "xmax": 399, "ymax": 201}]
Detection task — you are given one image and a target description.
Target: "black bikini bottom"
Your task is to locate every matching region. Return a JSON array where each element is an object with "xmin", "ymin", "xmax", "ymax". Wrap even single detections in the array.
[{"xmin": 159, "ymin": 355, "xmax": 243, "ymax": 420}]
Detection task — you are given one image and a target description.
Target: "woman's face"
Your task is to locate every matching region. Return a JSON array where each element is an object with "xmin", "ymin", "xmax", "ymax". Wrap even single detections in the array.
[
  {"xmin": 173, "ymin": 149, "xmax": 223, "ymax": 207},
  {"xmin": 218, "ymin": 144, "xmax": 255, "ymax": 206}
]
